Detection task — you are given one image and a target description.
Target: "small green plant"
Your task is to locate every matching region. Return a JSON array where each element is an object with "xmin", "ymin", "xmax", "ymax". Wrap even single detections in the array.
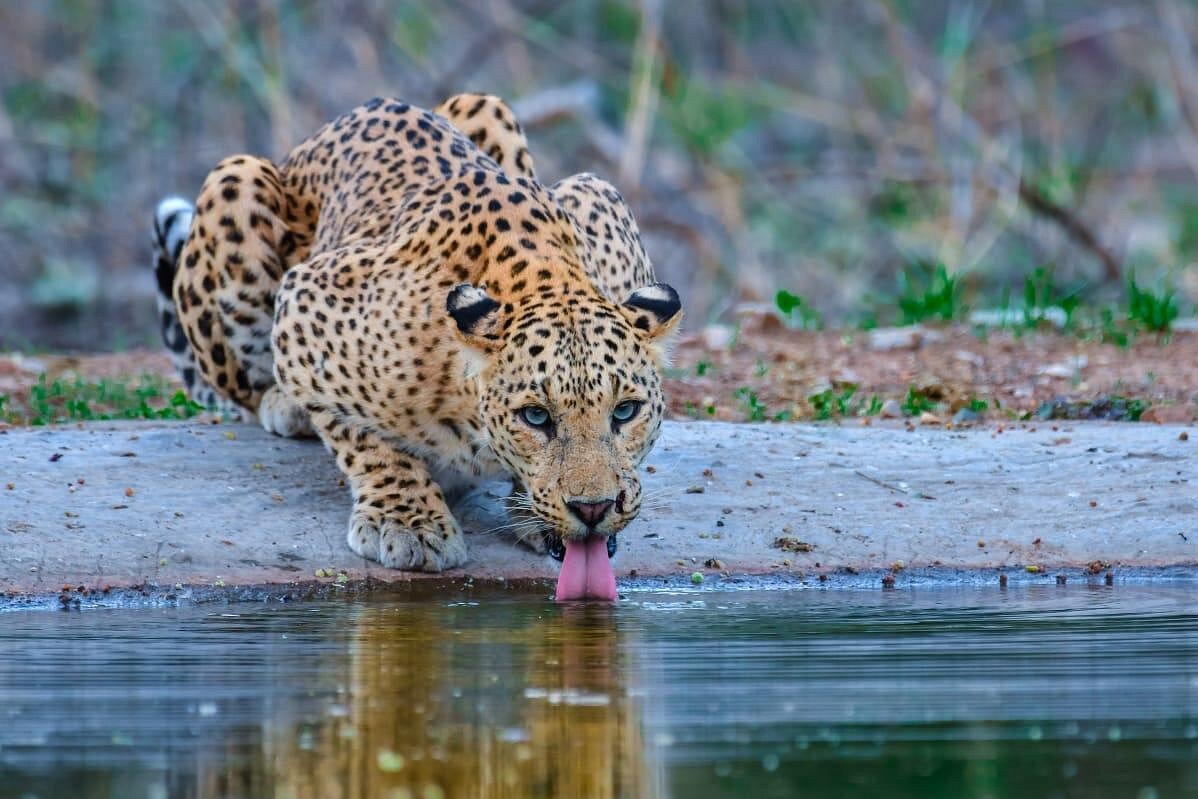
[
  {"xmin": 774, "ymin": 289, "xmax": 821, "ymax": 329},
  {"xmin": 864, "ymin": 395, "xmax": 884, "ymax": 416},
  {"xmin": 775, "ymin": 289, "xmax": 802, "ymax": 316},
  {"xmin": 968, "ymin": 397, "xmax": 989, "ymax": 413},
  {"xmin": 901, "ymin": 386, "xmax": 937, "ymax": 416},
  {"xmin": 1125, "ymin": 398, "xmax": 1148, "ymax": 421},
  {"xmin": 808, "ymin": 388, "xmax": 834, "ymax": 420},
  {"xmin": 808, "ymin": 385, "xmax": 859, "ymax": 420},
  {"xmin": 897, "ymin": 260, "xmax": 963, "ymax": 324},
  {"xmin": 1126, "ymin": 272, "xmax": 1178, "ymax": 332},
  {"xmin": 695, "ymin": 360, "xmax": 712, "ymax": 377},
  {"xmin": 735, "ymin": 387, "xmax": 769, "ymax": 422}
]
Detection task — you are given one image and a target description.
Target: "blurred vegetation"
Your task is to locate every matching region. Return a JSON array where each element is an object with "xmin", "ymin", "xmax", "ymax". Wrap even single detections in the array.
[
  {"xmin": 1126, "ymin": 271, "xmax": 1180, "ymax": 331},
  {"xmin": 897, "ymin": 260, "xmax": 964, "ymax": 324},
  {"xmin": 0, "ymin": 374, "xmax": 204, "ymax": 425},
  {"xmin": 1, "ymin": 0, "xmax": 1197, "ymax": 351}
]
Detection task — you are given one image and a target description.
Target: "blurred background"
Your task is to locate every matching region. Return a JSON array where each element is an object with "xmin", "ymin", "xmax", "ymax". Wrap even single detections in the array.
[{"xmin": 2, "ymin": 0, "xmax": 1197, "ymax": 351}]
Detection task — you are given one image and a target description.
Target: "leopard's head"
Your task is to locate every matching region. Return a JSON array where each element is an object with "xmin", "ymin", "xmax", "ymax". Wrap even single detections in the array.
[{"xmin": 448, "ymin": 281, "xmax": 681, "ymax": 549}]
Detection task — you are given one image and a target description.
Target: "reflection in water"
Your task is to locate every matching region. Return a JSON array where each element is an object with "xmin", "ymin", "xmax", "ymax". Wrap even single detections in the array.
[
  {"xmin": 1, "ymin": 586, "xmax": 1197, "ymax": 798},
  {"xmin": 266, "ymin": 603, "xmax": 658, "ymax": 799}
]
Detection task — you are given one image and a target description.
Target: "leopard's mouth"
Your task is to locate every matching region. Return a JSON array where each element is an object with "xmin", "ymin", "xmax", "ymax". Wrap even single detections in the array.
[
  {"xmin": 551, "ymin": 532, "xmax": 619, "ymax": 602},
  {"xmin": 545, "ymin": 532, "xmax": 617, "ymax": 562}
]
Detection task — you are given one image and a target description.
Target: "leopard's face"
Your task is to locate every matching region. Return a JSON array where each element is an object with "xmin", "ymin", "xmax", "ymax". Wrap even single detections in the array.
[{"xmin": 449, "ymin": 283, "xmax": 681, "ymax": 543}]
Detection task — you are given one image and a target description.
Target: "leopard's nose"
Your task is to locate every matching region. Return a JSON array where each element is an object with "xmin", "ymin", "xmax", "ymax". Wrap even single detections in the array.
[{"xmin": 566, "ymin": 499, "xmax": 614, "ymax": 528}]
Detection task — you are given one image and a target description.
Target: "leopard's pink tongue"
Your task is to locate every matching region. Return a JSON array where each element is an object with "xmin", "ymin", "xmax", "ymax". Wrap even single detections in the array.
[{"xmin": 555, "ymin": 536, "xmax": 617, "ymax": 602}]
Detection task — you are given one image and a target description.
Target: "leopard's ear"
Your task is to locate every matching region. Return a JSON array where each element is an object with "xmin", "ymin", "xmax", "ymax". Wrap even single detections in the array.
[
  {"xmin": 448, "ymin": 283, "xmax": 499, "ymax": 336},
  {"xmin": 620, "ymin": 283, "xmax": 683, "ymax": 363},
  {"xmin": 448, "ymin": 283, "xmax": 502, "ymax": 369}
]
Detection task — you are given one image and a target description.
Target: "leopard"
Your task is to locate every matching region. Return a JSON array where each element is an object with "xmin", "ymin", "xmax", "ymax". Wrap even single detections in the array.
[{"xmin": 151, "ymin": 93, "xmax": 681, "ymax": 582}]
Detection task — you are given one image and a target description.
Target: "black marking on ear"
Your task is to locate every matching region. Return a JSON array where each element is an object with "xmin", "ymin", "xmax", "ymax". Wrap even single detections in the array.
[
  {"xmin": 625, "ymin": 283, "xmax": 681, "ymax": 323},
  {"xmin": 447, "ymin": 283, "xmax": 500, "ymax": 335}
]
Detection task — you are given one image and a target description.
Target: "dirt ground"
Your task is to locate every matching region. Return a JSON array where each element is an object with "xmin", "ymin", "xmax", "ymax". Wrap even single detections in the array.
[
  {"xmin": 2, "ymin": 319, "xmax": 1196, "ymax": 424},
  {"xmin": 669, "ymin": 317, "xmax": 1198, "ymax": 423}
]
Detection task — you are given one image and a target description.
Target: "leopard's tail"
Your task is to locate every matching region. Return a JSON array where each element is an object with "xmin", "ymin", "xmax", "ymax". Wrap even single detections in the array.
[{"xmin": 151, "ymin": 197, "xmax": 240, "ymax": 416}]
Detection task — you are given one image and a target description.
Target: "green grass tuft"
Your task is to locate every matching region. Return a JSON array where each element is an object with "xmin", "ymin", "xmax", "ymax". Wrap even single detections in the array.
[
  {"xmin": 897, "ymin": 260, "xmax": 964, "ymax": 324},
  {"xmin": 901, "ymin": 386, "xmax": 937, "ymax": 416},
  {"xmin": 1126, "ymin": 272, "xmax": 1178, "ymax": 332},
  {"xmin": 4, "ymin": 373, "xmax": 205, "ymax": 426},
  {"xmin": 735, "ymin": 386, "xmax": 770, "ymax": 422},
  {"xmin": 808, "ymin": 385, "xmax": 860, "ymax": 420}
]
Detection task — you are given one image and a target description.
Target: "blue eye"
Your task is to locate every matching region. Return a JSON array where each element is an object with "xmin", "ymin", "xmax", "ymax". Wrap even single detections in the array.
[
  {"xmin": 612, "ymin": 400, "xmax": 641, "ymax": 424},
  {"xmin": 520, "ymin": 406, "xmax": 551, "ymax": 427}
]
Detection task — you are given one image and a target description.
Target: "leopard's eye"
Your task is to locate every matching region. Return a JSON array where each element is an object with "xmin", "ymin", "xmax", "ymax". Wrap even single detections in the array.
[
  {"xmin": 520, "ymin": 405, "xmax": 551, "ymax": 428},
  {"xmin": 612, "ymin": 400, "xmax": 641, "ymax": 425}
]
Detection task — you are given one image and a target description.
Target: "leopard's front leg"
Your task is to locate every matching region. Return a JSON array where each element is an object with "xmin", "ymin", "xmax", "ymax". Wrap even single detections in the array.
[{"xmin": 310, "ymin": 410, "xmax": 467, "ymax": 572}]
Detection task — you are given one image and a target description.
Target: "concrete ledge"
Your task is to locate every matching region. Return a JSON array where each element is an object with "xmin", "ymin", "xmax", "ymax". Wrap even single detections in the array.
[{"xmin": 1, "ymin": 420, "xmax": 1194, "ymax": 606}]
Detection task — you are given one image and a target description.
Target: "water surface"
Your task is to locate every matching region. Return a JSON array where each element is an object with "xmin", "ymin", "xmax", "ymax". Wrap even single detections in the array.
[{"xmin": 1, "ymin": 584, "xmax": 1196, "ymax": 798}]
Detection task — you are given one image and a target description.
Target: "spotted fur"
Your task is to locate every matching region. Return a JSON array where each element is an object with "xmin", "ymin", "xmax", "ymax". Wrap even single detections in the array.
[
  {"xmin": 152, "ymin": 198, "xmax": 240, "ymax": 417},
  {"xmin": 157, "ymin": 94, "xmax": 681, "ymax": 572}
]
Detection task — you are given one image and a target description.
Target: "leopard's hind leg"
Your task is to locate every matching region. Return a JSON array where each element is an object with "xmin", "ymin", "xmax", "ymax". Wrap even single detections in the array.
[
  {"xmin": 152, "ymin": 197, "xmax": 243, "ymax": 418},
  {"xmin": 167, "ymin": 155, "xmax": 313, "ymax": 437},
  {"xmin": 435, "ymin": 93, "xmax": 537, "ymax": 179},
  {"xmin": 551, "ymin": 172, "xmax": 655, "ymax": 301}
]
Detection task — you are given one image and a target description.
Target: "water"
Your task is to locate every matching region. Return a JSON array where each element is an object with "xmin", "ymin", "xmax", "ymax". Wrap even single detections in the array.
[{"xmin": 1, "ymin": 584, "xmax": 1196, "ymax": 799}]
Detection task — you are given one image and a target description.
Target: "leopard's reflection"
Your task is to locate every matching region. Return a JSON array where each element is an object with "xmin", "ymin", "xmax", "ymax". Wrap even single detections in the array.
[{"xmin": 258, "ymin": 602, "xmax": 660, "ymax": 799}]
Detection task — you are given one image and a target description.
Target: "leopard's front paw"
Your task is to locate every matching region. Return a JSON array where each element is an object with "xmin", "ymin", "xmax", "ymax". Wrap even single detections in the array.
[{"xmin": 346, "ymin": 508, "xmax": 467, "ymax": 572}]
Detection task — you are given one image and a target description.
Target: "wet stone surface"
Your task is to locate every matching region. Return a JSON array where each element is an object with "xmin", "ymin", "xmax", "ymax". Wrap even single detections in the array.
[{"xmin": 0, "ymin": 419, "xmax": 1194, "ymax": 604}]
